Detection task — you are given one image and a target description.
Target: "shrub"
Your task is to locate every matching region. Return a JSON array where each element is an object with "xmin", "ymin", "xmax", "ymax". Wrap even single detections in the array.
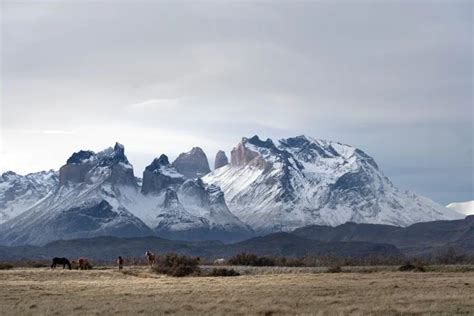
[
  {"xmin": 327, "ymin": 265, "xmax": 342, "ymax": 273},
  {"xmin": 399, "ymin": 262, "xmax": 425, "ymax": 272},
  {"xmin": 273, "ymin": 257, "xmax": 305, "ymax": 267},
  {"xmin": 152, "ymin": 253, "xmax": 200, "ymax": 277},
  {"xmin": 228, "ymin": 253, "xmax": 275, "ymax": 266},
  {"xmin": 30, "ymin": 261, "xmax": 48, "ymax": 268},
  {"xmin": 0, "ymin": 263, "xmax": 14, "ymax": 270},
  {"xmin": 208, "ymin": 268, "xmax": 240, "ymax": 277}
]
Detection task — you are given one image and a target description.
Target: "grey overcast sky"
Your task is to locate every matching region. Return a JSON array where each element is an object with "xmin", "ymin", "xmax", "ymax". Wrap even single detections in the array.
[{"xmin": 0, "ymin": 0, "xmax": 472, "ymax": 205}]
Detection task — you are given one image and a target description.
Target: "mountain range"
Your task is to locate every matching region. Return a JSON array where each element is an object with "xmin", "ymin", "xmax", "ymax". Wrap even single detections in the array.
[
  {"xmin": 1, "ymin": 216, "xmax": 472, "ymax": 260},
  {"xmin": 0, "ymin": 135, "xmax": 463, "ymax": 246}
]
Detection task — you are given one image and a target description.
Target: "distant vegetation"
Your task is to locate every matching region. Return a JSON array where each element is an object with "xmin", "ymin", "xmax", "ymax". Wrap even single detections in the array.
[
  {"xmin": 208, "ymin": 268, "xmax": 240, "ymax": 277},
  {"xmin": 0, "ymin": 263, "xmax": 14, "ymax": 270},
  {"xmin": 1, "ymin": 247, "xmax": 472, "ymax": 271},
  {"xmin": 228, "ymin": 253, "xmax": 276, "ymax": 266},
  {"xmin": 399, "ymin": 262, "xmax": 425, "ymax": 272},
  {"xmin": 152, "ymin": 253, "xmax": 200, "ymax": 277}
]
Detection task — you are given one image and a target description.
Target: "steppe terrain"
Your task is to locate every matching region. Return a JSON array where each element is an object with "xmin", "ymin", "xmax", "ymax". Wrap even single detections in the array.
[{"xmin": 1, "ymin": 267, "xmax": 473, "ymax": 315}]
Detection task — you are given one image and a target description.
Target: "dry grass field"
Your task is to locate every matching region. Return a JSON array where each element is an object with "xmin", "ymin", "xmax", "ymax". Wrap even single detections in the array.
[{"xmin": 1, "ymin": 267, "xmax": 473, "ymax": 315}]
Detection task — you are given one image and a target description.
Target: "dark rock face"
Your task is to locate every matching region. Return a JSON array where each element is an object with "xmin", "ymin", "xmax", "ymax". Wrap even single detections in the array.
[
  {"xmin": 214, "ymin": 150, "xmax": 229, "ymax": 169},
  {"xmin": 142, "ymin": 155, "xmax": 185, "ymax": 195},
  {"xmin": 59, "ymin": 142, "xmax": 136, "ymax": 188},
  {"xmin": 172, "ymin": 147, "xmax": 211, "ymax": 179},
  {"xmin": 66, "ymin": 150, "xmax": 94, "ymax": 164},
  {"xmin": 59, "ymin": 161, "xmax": 95, "ymax": 186},
  {"xmin": 179, "ymin": 179, "xmax": 209, "ymax": 207},
  {"xmin": 163, "ymin": 188, "xmax": 181, "ymax": 209}
]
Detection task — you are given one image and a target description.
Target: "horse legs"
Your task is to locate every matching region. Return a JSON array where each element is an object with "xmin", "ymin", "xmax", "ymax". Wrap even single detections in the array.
[{"xmin": 51, "ymin": 263, "xmax": 55, "ymax": 269}]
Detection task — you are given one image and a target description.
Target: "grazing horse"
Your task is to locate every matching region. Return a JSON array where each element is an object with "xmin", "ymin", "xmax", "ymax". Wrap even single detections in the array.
[
  {"xmin": 78, "ymin": 258, "xmax": 91, "ymax": 270},
  {"xmin": 145, "ymin": 251, "xmax": 156, "ymax": 266},
  {"xmin": 51, "ymin": 257, "xmax": 72, "ymax": 270}
]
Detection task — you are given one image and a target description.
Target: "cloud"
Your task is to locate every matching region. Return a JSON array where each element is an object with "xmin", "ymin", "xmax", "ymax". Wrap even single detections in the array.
[
  {"xmin": 13, "ymin": 129, "xmax": 75, "ymax": 135},
  {"xmin": 1, "ymin": 0, "xmax": 472, "ymax": 204},
  {"xmin": 126, "ymin": 98, "xmax": 183, "ymax": 110}
]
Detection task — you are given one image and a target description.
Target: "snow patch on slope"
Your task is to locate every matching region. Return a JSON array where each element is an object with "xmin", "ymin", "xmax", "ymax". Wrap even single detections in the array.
[
  {"xmin": 447, "ymin": 201, "xmax": 474, "ymax": 216},
  {"xmin": 204, "ymin": 135, "xmax": 463, "ymax": 232}
]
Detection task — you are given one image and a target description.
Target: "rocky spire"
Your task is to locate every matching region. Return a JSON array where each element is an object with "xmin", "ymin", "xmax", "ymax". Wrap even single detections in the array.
[
  {"xmin": 231, "ymin": 141, "xmax": 257, "ymax": 167},
  {"xmin": 59, "ymin": 142, "xmax": 135, "ymax": 187},
  {"xmin": 141, "ymin": 155, "xmax": 185, "ymax": 195},
  {"xmin": 214, "ymin": 150, "xmax": 229, "ymax": 169},
  {"xmin": 172, "ymin": 147, "xmax": 211, "ymax": 179}
]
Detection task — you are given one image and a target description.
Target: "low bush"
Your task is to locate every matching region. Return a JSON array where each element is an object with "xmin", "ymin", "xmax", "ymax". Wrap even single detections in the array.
[
  {"xmin": 228, "ymin": 253, "xmax": 275, "ymax": 266},
  {"xmin": 327, "ymin": 265, "xmax": 342, "ymax": 273},
  {"xmin": 273, "ymin": 257, "xmax": 305, "ymax": 267},
  {"xmin": 0, "ymin": 263, "xmax": 14, "ymax": 270},
  {"xmin": 30, "ymin": 261, "xmax": 48, "ymax": 268},
  {"xmin": 152, "ymin": 253, "xmax": 200, "ymax": 277},
  {"xmin": 208, "ymin": 268, "xmax": 240, "ymax": 277},
  {"xmin": 399, "ymin": 262, "xmax": 425, "ymax": 272}
]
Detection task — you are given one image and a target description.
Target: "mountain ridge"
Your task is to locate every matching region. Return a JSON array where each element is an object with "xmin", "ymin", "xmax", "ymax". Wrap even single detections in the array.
[
  {"xmin": 0, "ymin": 135, "xmax": 461, "ymax": 246},
  {"xmin": 203, "ymin": 135, "xmax": 461, "ymax": 232}
]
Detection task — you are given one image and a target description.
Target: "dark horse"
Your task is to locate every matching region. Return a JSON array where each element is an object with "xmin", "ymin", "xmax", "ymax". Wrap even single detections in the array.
[{"xmin": 51, "ymin": 257, "xmax": 72, "ymax": 270}]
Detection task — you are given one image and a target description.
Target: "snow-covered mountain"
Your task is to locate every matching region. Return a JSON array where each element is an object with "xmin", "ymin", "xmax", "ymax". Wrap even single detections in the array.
[
  {"xmin": 0, "ymin": 143, "xmax": 154, "ymax": 246},
  {"xmin": 129, "ymin": 154, "xmax": 253, "ymax": 241},
  {"xmin": 0, "ymin": 135, "xmax": 463, "ymax": 245},
  {"xmin": 0, "ymin": 170, "xmax": 58, "ymax": 224},
  {"xmin": 0, "ymin": 144, "xmax": 251, "ymax": 246},
  {"xmin": 203, "ymin": 135, "xmax": 463, "ymax": 233},
  {"xmin": 447, "ymin": 201, "xmax": 474, "ymax": 216}
]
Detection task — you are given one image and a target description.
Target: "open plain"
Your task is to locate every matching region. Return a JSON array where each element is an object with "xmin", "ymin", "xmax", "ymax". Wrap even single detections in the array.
[{"xmin": 0, "ymin": 267, "xmax": 473, "ymax": 315}]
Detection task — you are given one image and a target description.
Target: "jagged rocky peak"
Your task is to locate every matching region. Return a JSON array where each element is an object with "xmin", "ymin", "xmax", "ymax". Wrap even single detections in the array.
[
  {"xmin": 172, "ymin": 147, "xmax": 211, "ymax": 179},
  {"xmin": 163, "ymin": 188, "xmax": 180, "ymax": 209},
  {"xmin": 179, "ymin": 178, "xmax": 209, "ymax": 207},
  {"xmin": 59, "ymin": 142, "xmax": 136, "ymax": 187},
  {"xmin": 214, "ymin": 150, "xmax": 229, "ymax": 169},
  {"xmin": 206, "ymin": 183, "xmax": 227, "ymax": 205},
  {"xmin": 141, "ymin": 154, "xmax": 185, "ymax": 195},
  {"xmin": 1, "ymin": 171, "xmax": 19, "ymax": 181},
  {"xmin": 278, "ymin": 135, "xmax": 378, "ymax": 168},
  {"xmin": 230, "ymin": 136, "xmax": 277, "ymax": 169},
  {"xmin": 66, "ymin": 150, "xmax": 95, "ymax": 164},
  {"xmin": 0, "ymin": 169, "xmax": 59, "ymax": 224},
  {"xmin": 204, "ymin": 134, "xmax": 462, "ymax": 232}
]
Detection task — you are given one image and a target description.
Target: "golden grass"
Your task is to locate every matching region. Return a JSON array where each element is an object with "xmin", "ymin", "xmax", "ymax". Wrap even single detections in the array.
[{"xmin": 0, "ymin": 267, "xmax": 473, "ymax": 315}]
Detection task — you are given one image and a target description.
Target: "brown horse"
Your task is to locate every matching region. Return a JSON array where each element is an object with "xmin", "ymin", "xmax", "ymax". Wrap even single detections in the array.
[
  {"xmin": 74, "ymin": 258, "xmax": 92, "ymax": 270},
  {"xmin": 145, "ymin": 251, "xmax": 156, "ymax": 266}
]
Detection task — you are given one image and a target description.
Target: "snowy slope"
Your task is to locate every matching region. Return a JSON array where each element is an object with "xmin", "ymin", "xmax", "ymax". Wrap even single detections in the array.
[
  {"xmin": 203, "ymin": 135, "xmax": 463, "ymax": 233},
  {"xmin": 123, "ymin": 156, "xmax": 253, "ymax": 241},
  {"xmin": 0, "ymin": 170, "xmax": 58, "ymax": 224},
  {"xmin": 0, "ymin": 143, "xmax": 153, "ymax": 246},
  {"xmin": 0, "ymin": 136, "xmax": 464, "ymax": 245},
  {"xmin": 447, "ymin": 201, "xmax": 474, "ymax": 216},
  {"xmin": 0, "ymin": 145, "xmax": 252, "ymax": 246}
]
